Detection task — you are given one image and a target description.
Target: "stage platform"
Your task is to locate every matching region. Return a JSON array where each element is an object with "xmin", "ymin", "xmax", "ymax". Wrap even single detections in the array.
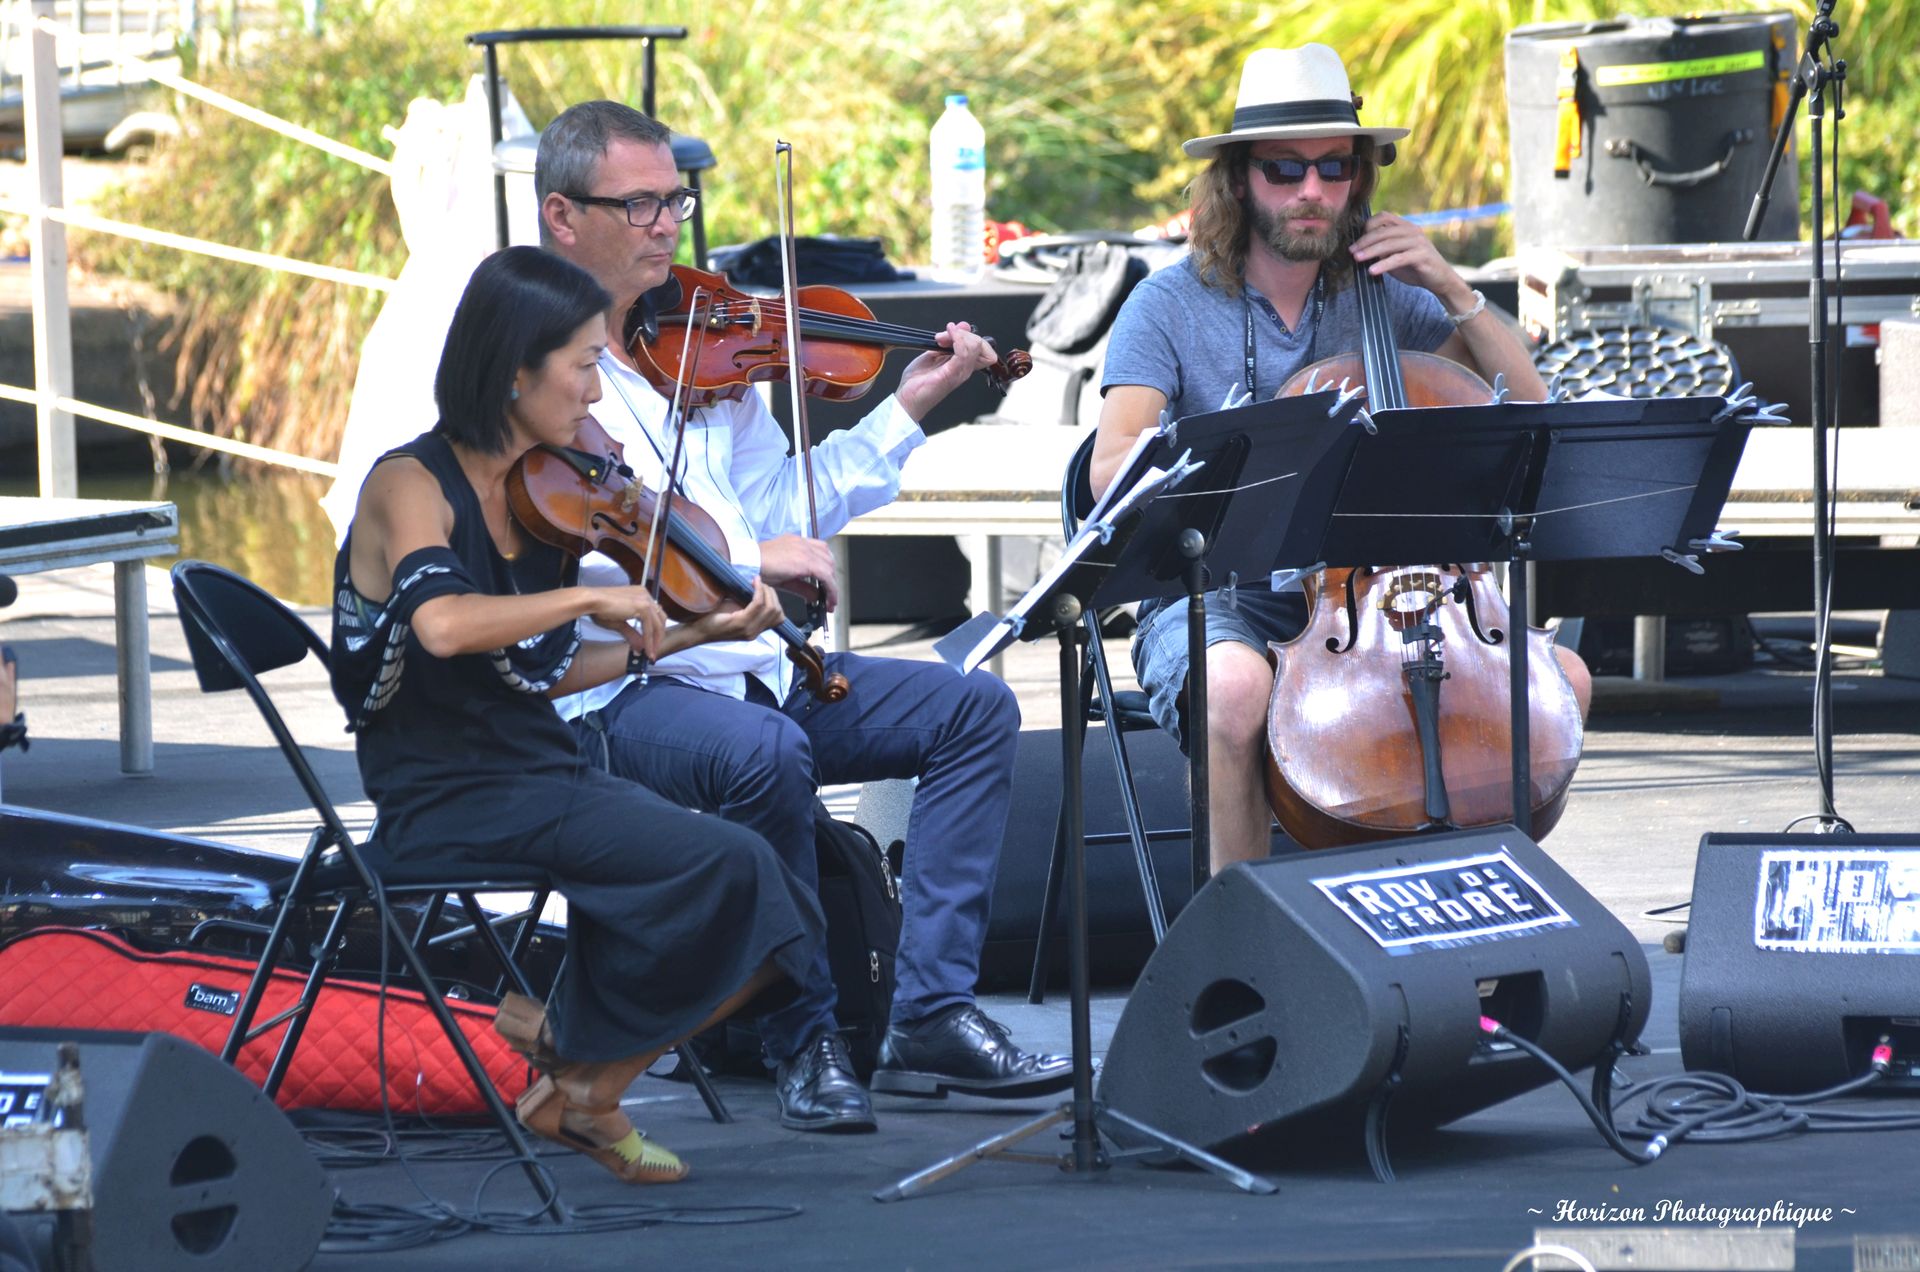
[
  {"xmin": 284, "ymin": 950, "xmax": 1916, "ymax": 1272},
  {"xmin": 4, "ymin": 563, "xmax": 1920, "ymax": 1269}
]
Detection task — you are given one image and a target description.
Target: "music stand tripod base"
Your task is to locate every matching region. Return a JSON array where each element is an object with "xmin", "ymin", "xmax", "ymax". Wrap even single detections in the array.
[
  {"xmin": 872, "ymin": 1100, "xmax": 1276, "ymax": 1201},
  {"xmin": 878, "ymin": 568, "xmax": 1279, "ymax": 1202}
]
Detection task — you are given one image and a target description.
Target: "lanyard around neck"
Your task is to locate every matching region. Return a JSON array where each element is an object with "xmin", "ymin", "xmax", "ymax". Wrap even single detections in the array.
[{"xmin": 1242, "ymin": 270, "xmax": 1326, "ymax": 401}]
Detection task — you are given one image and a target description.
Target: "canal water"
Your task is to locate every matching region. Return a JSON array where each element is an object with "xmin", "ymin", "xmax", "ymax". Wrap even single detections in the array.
[{"xmin": 2, "ymin": 465, "xmax": 338, "ymax": 607}]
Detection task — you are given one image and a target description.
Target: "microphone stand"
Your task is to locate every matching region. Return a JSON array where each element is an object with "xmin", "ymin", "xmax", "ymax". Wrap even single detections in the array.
[{"xmin": 1743, "ymin": 0, "xmax": 1850, "ymax": 830}]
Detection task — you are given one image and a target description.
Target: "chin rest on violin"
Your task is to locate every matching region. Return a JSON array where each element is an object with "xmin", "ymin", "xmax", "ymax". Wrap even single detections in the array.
[{"xmin": 628, "ymin": 264, "xmax": 1032, "ymax": 408}]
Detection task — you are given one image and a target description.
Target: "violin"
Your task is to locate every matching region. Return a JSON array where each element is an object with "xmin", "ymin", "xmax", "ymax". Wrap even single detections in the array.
[
  {"xmin": 629, "ymin": 263, "xmax": 1034, "ymax": 407},
  {"xmin": 1261, "ymin": 212, "xmax": 1591, "ymax": 848},
  {"xmin": 504, "ymin": 416, "xmax": 849, "ymax": 703}
]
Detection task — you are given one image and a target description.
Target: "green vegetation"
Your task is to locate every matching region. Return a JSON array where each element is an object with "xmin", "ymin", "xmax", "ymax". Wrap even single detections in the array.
[{"xmin": 80, "ymin": 0, "xmax": 1920, "ymax": 462}]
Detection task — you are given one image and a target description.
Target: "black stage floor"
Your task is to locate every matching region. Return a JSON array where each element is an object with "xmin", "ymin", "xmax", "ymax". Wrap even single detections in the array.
[
  {"xmin": 303, "ymin": 948, "xmax": 1919, "ymax": 1272},
  {"xmin": 9, "ymin": 572, "xmax": 1920, "ymax": 1269}
]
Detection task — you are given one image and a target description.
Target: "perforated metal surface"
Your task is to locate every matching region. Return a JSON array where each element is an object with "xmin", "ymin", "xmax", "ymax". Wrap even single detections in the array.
[{"xmin": 1534, "ymin": 324, "xmax": 1739, "ymax": 398}]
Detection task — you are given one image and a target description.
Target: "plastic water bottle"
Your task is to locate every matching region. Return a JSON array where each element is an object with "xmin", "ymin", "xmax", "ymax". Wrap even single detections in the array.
[{"xmin": 929, "ymin": 94, "xmax": 986, "ymax": 280}]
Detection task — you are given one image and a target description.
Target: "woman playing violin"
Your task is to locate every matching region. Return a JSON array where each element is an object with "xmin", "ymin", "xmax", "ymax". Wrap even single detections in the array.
[
  {"xmin": 331, "ymin": 244, "xmax": 822, "ymax": 1183},
  {"xmin": 535, "ymin": 100, "xmax": 1072, "ymax": 1135}
]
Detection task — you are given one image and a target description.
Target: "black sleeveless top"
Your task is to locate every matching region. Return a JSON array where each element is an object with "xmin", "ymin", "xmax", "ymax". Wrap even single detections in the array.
[{"xmin": 330, "ymin": 430, "xmax": 590, "ymax": 858}]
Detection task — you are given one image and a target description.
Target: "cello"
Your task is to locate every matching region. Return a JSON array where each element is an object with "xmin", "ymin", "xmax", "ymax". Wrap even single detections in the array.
[{"xmin": 1261, "ymin": 221, "xmax": 1591, "ymax": 849}]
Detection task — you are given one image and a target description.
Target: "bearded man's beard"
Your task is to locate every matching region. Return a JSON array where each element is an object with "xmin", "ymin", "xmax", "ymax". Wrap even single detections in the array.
[{"xmin": 1244, "ymin": 193, "xmax": 1348, "ymax": 263}]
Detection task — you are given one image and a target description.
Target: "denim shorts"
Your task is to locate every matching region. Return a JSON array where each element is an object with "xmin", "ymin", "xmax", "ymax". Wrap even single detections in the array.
[{"xmin": 1129, "ymin": 586, "xmax": 1308, "ymax": 751}]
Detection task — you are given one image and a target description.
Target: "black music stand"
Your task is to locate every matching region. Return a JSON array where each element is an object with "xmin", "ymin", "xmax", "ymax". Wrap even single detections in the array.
[
  {"xmin": 1312, "ymin": 392, "xmax": 1759, "ymax": 833},
  {"xmin": 1085, "ymin": 389, "xmax": 1368, "ymax": 892},
  {"xmin": 879, "ymin": 391, "xmax": 1362, "ymax": 1201}
]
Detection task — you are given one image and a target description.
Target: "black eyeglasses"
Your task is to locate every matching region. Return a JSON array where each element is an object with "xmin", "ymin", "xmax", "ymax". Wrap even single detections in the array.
[
  {"xmin": 565, "ymin": 188, "xmax": 700, "ymax": 228},
  {"xmin": 1252, "ymin": 155, "xmax": 1360, "ymax": 186}
]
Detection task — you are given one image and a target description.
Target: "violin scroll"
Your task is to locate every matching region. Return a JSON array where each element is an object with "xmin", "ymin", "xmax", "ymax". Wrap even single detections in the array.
[{"xmin": 983, "ymin": 344, "xmax": 1032, "ymax": 393}]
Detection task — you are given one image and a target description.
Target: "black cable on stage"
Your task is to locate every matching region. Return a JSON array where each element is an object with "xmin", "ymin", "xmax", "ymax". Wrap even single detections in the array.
[
  {"xmin": 1479, "ymin": 1017, "xmax": 1660, "ymax": 1165},
  {"xmin": 299, "ymin": 1123, "xmax": 564, "ymax": 1169},
  {"xmin": 302, "ymin": 878, "xmax": 801, "ymax": 1254},
  {"xmin": 1480, "ymin": 1018, "xmax": 1912, "ymax": 1163}
]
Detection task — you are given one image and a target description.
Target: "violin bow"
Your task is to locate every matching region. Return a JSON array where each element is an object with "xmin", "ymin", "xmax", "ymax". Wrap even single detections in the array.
[
  {"xmin": 774, "ymin": 140, "xmax": 829, "ymax": 635},
  {"xmin": 634, "ymin": 282, "xmax": 716, "ymax": 661}
]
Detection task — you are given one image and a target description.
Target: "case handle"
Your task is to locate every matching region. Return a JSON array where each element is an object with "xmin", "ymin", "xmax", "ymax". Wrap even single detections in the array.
[{"xmin": 1606, "ymin": 129, "xmax": 1754, "ymax": 187}]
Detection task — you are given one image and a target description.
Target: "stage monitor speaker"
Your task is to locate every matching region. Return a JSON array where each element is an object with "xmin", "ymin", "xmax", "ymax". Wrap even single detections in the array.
[
  {"xmin": 1679, "ymin": 833, "xmax": 1920, "ymax": 1093},
  {"xmin": 0, "ymin": 1028, "xmax": 330, "ymax": 1272},
  {"xmin": 1097, "ymin": 825, "xmax": 1650, "ymax": 1170},
  {"xmin": 860, "ymin": 724, "xmax": 1208, "ymax": 990}
]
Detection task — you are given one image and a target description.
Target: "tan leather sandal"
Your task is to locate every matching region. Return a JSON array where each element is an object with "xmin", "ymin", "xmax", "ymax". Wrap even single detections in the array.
[
  {"xmin": 515, "ymin": 1075, "xmax": 690, "ymax": 1185},
  {"xmin": 493, "ymin": 992, "xmax": 564, "ymax": 1071}
]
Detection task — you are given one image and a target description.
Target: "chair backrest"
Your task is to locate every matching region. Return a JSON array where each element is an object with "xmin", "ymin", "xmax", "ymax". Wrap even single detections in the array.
[
  {"xmin": 1060, "ymin": 431, "xmax": 1099, "ymax": 539},
  {"xmin": 170, "ymin": 560, "xmax": 349, "ymax": 848}
]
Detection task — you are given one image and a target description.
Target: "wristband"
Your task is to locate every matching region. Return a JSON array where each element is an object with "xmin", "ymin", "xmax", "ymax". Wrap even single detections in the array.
[{"xmin": 1445, "ymin": 289, "xmax": 1487, "ymax": 328}]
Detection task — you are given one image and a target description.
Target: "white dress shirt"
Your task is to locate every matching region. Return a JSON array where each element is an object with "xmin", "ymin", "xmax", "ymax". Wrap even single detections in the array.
[{"xmin": 555, "ymin": 352, "xmax": 925, "ymax": 717}]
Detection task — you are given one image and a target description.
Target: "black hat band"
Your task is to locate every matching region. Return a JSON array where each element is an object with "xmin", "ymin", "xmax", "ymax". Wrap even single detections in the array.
[{"xmin": 1230, "ymin": 99, "xmax": 1361, "ymax": 131}]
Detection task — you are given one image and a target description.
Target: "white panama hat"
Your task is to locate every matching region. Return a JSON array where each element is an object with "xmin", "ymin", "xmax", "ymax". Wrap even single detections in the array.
[{"xmin": 1183, "ymin": 44, "xmax": 1410, "ymax": 158}]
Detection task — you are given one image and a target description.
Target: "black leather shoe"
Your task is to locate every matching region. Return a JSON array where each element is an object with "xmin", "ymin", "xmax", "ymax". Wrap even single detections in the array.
[
  {"xmin": 871, "ymin": 1005, "xmax": 1073, "ymax": 1099},
  {"xmin": 774, "ymin": 1031, "xmax": 876, "ymax": 1133}
]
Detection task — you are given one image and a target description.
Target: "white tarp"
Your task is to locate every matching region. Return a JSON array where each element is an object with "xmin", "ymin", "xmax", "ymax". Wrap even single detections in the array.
[{"xmin": 320, "ymin": 75, "xmax": 535, "ymax": 541}]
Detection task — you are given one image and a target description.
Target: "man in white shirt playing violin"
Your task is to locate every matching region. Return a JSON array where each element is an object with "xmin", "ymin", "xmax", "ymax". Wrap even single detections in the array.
[
  {"xmin": 540, "ymin": 100, "xmax": 1072, "ymax": 1135},
  {"xmin": 1092, "ymin": 46, "xmax": 1547, "ymax": 876}
]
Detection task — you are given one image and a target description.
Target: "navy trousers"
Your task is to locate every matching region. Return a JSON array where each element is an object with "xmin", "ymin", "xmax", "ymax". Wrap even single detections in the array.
[{"xmin": 576, "ymin": 650, "xmax": 1020, "ymax": 1064}]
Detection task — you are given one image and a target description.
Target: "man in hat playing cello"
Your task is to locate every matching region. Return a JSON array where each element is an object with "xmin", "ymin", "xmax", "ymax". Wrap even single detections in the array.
[{"xmin": 1091, "ymin": 45, "xmax": 1549, "ymax": 875}]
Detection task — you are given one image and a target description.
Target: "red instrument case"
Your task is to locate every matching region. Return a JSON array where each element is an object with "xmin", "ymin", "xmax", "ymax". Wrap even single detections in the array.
[{"xmin": 0, "ymin": 927, "xmax": 529, "ymax": 1115}]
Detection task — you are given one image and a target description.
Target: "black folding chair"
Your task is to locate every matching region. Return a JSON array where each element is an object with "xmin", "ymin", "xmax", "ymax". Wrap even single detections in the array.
[
  {"xmin": 1027, "ymin": 434, "xmax": 1184, "ymax": 1002},
  {"xmin": 169, "ymin": 562, "xmax": 728, "ymax": 1199}
]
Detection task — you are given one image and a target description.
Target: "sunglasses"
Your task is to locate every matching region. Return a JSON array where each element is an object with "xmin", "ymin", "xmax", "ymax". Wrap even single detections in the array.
[{"xmin": 1252, "ymin": 155, "xmax": 1361, "ymax": 186}]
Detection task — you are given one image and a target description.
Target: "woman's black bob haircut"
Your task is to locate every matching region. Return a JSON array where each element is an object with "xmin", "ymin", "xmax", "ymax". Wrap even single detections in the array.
[{"xmin": 433, "ymin": 246, "xmax": 613, "ymax": 455}]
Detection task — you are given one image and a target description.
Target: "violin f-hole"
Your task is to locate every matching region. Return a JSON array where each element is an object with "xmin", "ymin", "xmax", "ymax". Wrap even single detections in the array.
[
  {"xmin": 1455, "ymin": 574, "xmax": 1507, "ymax": 646},
  {"xmin": 590, "ymin": 510, "xmax": 644, "ymax": 540}
]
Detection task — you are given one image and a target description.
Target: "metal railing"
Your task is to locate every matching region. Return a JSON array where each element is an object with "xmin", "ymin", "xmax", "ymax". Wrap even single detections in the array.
[
  {"xmin": 0, "ymin": 1, "xmax": 283, "ymax": 102},
  {"xmin": 4, "ymin": 0, "xmax": 385, "ymax": 493}
]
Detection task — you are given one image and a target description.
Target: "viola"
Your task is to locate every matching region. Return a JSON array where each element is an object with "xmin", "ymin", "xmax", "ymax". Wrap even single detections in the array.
[
  {"xmin": 1261, "ymin": 215, "xmax": 1590, "ymax": 848},
  {"xmin": 629, "ymin": 263, "xmax": 1033, "ymax": 408},
  {"xmin": 504, "ymin": 416, "xmax": 849, "ymax": 703}
]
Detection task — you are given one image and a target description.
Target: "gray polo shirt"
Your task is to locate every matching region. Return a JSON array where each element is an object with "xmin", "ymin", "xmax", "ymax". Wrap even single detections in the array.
[{"xmin": 1101, "ymin": 254, "xmax": 1454, "ymax": 418}]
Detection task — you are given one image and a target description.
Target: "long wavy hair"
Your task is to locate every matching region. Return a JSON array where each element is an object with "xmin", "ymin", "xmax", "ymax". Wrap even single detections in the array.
[{"xmin": 1186, "ymin": 137, "xmax": 1380, "ymax": 296}]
